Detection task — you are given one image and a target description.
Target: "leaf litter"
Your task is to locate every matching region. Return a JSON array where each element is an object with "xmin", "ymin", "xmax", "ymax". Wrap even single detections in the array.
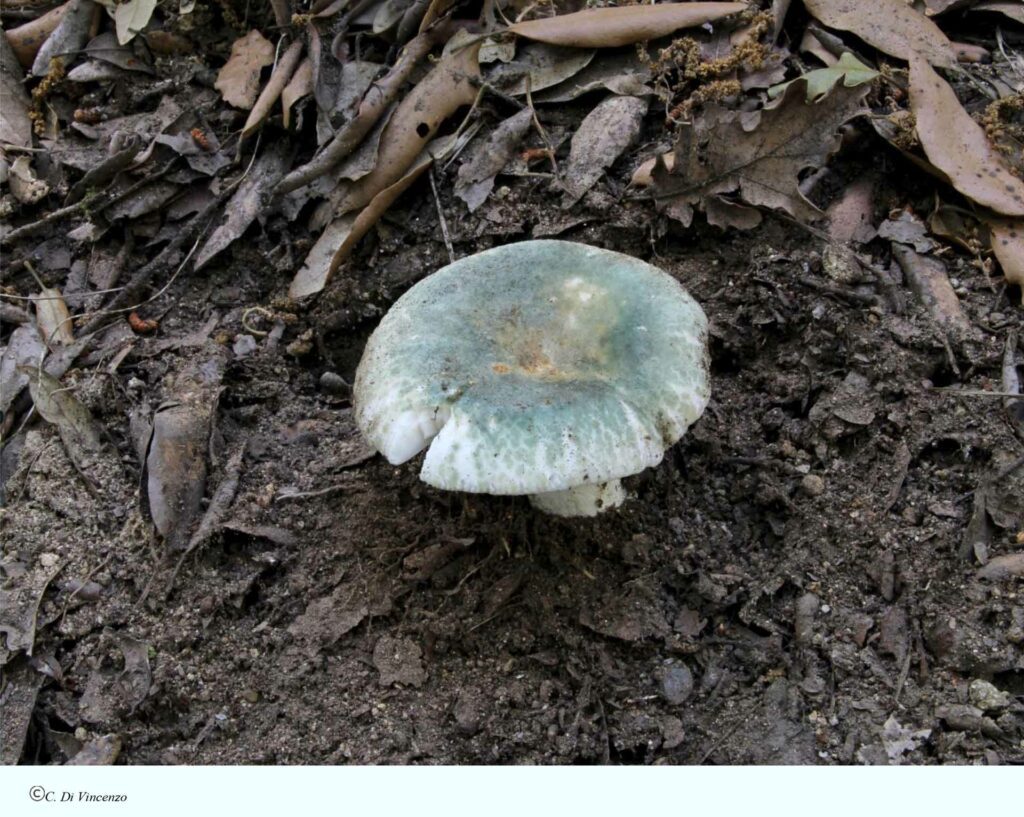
[{"xmin": 1, "ymin": 0, "xmax": 1023, "ymax": 767}]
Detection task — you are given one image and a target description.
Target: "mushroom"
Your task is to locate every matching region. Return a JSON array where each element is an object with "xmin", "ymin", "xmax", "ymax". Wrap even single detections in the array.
[{"xmin": 354, "ymin": 240, "xmax": 710, "ymax": 516}]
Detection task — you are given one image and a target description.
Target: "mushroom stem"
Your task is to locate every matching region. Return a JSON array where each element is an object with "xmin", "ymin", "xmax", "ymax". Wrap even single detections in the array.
[{"xmin": 528, "ymin": 480, "xmax": 626, "ymax": 517}]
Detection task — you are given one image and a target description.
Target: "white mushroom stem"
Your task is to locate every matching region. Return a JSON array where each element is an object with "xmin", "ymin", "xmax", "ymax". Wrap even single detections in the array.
[{"xmin": 528, "ymin": 480, "xmax": 626, "ymax": 517}]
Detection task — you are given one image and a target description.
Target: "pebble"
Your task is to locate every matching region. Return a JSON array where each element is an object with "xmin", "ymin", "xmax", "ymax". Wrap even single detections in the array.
[
  {"xmin": 801, "ymin": 474, "xmax": 825, "ymax": 497},
  {"xmin": 39, "ymin": 553, "xmax": 59, "ymax": 568},
  {"xmin": 233, "ymin": 333, "xmax": 258, "ymax": 358},
  {"xmin": 661, "ymin": 664, "xmax": 694, "ymax": 706},
  {"xmin": 968, "ymin": 679, "xmax": 1010, "ymax": 712},
  {"xmin": 319, "ymin": 371, "xmax": 351, "ymax": 397}
]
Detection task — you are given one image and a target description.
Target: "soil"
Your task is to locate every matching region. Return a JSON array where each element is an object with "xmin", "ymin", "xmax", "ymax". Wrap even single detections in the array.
[{"xmin": 2, "ymin": 8, "xmax": 1023, "ymax": 767}]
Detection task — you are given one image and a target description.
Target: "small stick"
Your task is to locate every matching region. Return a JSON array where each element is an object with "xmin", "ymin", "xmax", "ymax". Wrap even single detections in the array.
[{"xmin": 429, "ymin": 167, "xmax": 455, "ymax": 264}]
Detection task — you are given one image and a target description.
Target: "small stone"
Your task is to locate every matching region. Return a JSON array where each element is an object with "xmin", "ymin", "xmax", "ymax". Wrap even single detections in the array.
[
  {"xmin": 319, "ymin": 371, "xmax": 351, "ymax": 397},
  {"xmin": 241, "ymin": 689, "xmax": 259, "ymax": 704},
  {"xmin": 660, "ymin": 716, "xmax": 685, "ymax": 749},
  {"xmin": 233, "ymin": 333, "xmax": 258, "ymax": 358},
  {"xmin": 968, "ymin": 679, "xmax": 1010, "ymax": 712},
  {"xmin": 660, "ymin": 663, "xmax": 694, "ymax": 705},
  {"xmin": 454, "ymin": 693, "xmax": 480, "ymax": 736},
  {"xmin": 39, "ymin": 553, "xmax": 59, "ymax": 568},
  {"xmin": 801, "ymin": 474, "xmax": 825, "ymax": 497}
]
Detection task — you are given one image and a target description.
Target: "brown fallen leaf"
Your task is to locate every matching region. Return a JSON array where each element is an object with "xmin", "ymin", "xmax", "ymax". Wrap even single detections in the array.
[
  {"xmin": 23, "ymin": 366, "xmax": 107, "ymax": 476},
  {"xmin": 290, "ymin": 139, "xmax": 448, "ymax": 298},
  {"xmin": 142, "ymin": 347, "xmax": 225, "ymax": 551},
  {"xmin": 276, "ymin": 27, "xmax": 441, "ymax": 195},
  {"xmin": 4, "ymin": 0, "xmax": 69, "ymax": 68},
  {"xmin": 653, "ymin": 76, "xmax": 869, "ymax": 226},
  {"xmin": 892, "ymin": 243, "xmax": 972, "ymax": 337},
  {"xmin": 988, "ymin": 219, "xmax": 1024, "ymax": 302},
  {"xmin": 455, "ymin": 107, "xmax": 534, "ymax": 212},
  {"xmin": 508, "ymin": 3, "xmax": 747, "ymax": 48},
  {"xmin": 30, "ymin": 0, "xmax": 94, "ymax": 77},
  {"xmin": 329, "ymin": 39, "xmax": 480, "ymax": 217},
  {"xmin": 0, "ymin": 29, "xmax": 32, "ymax": 149},
  {"xmin": 281, "ymin": 56, "xmax": 312, "ymax": 128},
  {"xmin": 561, "ymin": 94, "xmax": 647, "ymax": 206},
  {"xmin": 803, "ymin": 0, "xmax": 955, "ymax": 67},
  {"xmin": 973, "ymin": 1, "xmax": 1024, "ymax": 25},
  {"xmin": 241, "ymin": 38, "xmax": 304, "ymax": 140},
  {"xmin": 33, "ymin": 287, "xmax": 74, "ymax": 346},
  {"xmin": 908, "ymin": 54, "xmax": 1024, "ymax": 217},
  {"xmin": 215, "ymin": 29, "xmax": 275, "ymax": 110},
  {"xmin": 194, "ymin": 142, "xmax": 291, "ymax": 270}
]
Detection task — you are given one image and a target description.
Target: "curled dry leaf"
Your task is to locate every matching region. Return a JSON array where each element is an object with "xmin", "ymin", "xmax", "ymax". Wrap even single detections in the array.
[
  {"xmin": 242, "ymin": 38, "xmax": 304, "ymax": 140},
  {"xmin": 0, "ymin": 324, "xmax": 45, "ymax": 417},
  {"xmin": 281, "ymin": 57, "xmax": 312, "ymax": 128},
  {"xmin": 31, "ymin": 0, "xmax": 95, "ymax": 77},
  {"xmin": 215, "ymin": 29, "xmax": 275, "ymax": 110},
  {"xmin": 329, "ymin": 39, "xmax": 480, "ymax": 217},
  {"xmin": 290, "ymin": 139, "xmax": 451, "ymax": 298},
  {"xmin": 8, "ymin": 155, "xmax": 49, "ymax": 203},
  {"xmin": 4, "ymin": 0, "xmax": 69, "ymax": 68},
  {"xmin": 455, "ymin": 107, "xmax": 534, "ymax": 212},
  {"xmin": 908, "ymin": 54, "xmax": 1024, "ymax": 217},
  {"xmin": 988, "ymin": 219, "xmax": 1024, "ymax": 302},
  {"xmin": 0, "ymin": 29, "xmax": 32, "ymax": 149},
  {"xmin": 508, "ymin": 3, "xmax": 748, "ymax": 49},
  {"xmin": 534, "ymin": 51, "xmax": 652, "ymax": 103},
  {"xmin": 561, "ymin": 94, "xmax": 647, "ymax": 206},
  {"xmin": 33, "ymin": 288, "xmax": 74, "ymax": 346},
  {"xmin": 803, "ymin": 0, "xmax": 955, "ymax": 67},
  {"xmin": 143, "ymin": 348, "xmax": 225, "ymax": 551},
  {"xmin": 653, "ymin": 77, "xmax": 869, "ymax": 226},
  {"xmin": 973, "ymin": 1, "xmax": 1024, "ymax": 25}
]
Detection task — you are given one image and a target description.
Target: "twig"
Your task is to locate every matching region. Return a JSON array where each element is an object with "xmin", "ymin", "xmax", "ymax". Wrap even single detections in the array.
[
  {"xmin": 429, "ymin": 168, "xmax": 455, "ymax": 264},
  {"xmin": 1, "ymin": 157, "xmax": 179, "ymax": 246},
  {"xmin": 269, "ymin": 0, "xmax": 291, "ymax": 27}
]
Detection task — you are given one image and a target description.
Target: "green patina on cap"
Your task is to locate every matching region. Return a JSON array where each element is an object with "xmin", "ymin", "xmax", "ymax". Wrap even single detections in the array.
[{"xmin": 354, "ymin": 240, "xmax": 710, "ymax": 515}]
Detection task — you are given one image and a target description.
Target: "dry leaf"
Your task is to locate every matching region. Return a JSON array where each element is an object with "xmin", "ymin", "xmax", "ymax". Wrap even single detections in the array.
[
  {"xmin": 486, "ymin": 43, "xmax": 595, "ymax": 96},
  {"xmin": 329, "ymin": 40, "xmax": 480, "ymax": 217},
  {"xmin": 194, "ymin": 142, "xmax": 290, "ymax": 270},
  {"xmin": 30, "ymin": 0, "xmax": 95, "ymax": 77},
  {"xmin": 561, "ymin": 94, "xmax": 647, "ymax": 206},
  {"xmin": 973, "ymin": 1, "xmax": 1024, "ymax": 24},
  {"xmin": 0, "ymin": 325, "xmax": 46, "ymax": 416},
  {"xmin": 108, "ymin": 0, "xmax": 157, "ymax": 45},
  {"xmin": 8, "ymin": 155, "xmax": 49, "ymax": 203},
  {"xmin": 242, "ymin": 38, "xmax": 304, "ymax": 139},
  {"xmin": 215, "ymin": 29, "xmax": 275, "ymax": 110},
  {"xmin": 33, "ymin": 288, "xmax": 74, "ymax": 346},
  {"xmin": 281, "ymin": 57, "xmax": 312, "ymax": 128},
  {"xmin": 290, "ymin": 142, "xmax": 446, "ymax": 298},
  {"xmin": 988, "ymin": 219, "xmax": 1024, "ymax": 302},
  {"xmin": 23, "ymin": 367, "xmax": 106, "ymax": 472},
  {"xmin": 534, "ymin": 51, "xmax": 652, "ymax": 103},
  {"xmin": 4, "ymin": 1, "xmax": 69, "ymax": 68},
  {"xmin": 654, "ymin": 77, "xmax": 869, "ymax": 225},
  {"xmin": 0, "ymin": 29, "xmax": 32, "ymax": 149},
  {"xmin": 803, "ymin": 0, "xmax": 955, "ymax": 67},
  {"xmin": 508, "ymin": 3, "xmax": 747, "ymax": 48},
  {"xmin": 908, "ymin": 54, "xmax": 1024, "ymax": 217},
  {"xmin": 455, "ymin": 108, "xmax": 534, "ymax": 212}
]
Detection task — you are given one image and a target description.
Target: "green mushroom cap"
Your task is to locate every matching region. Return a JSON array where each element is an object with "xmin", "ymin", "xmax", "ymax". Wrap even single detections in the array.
[{"xmin": 354, "ymin": 240, "xmax": 710, "ymax": 497}]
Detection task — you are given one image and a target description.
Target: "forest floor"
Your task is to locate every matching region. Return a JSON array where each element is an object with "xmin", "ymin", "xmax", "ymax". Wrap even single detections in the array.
[{"xmin": 1, "ymin": 1, "xmax": 1023, "ymax": 765}]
